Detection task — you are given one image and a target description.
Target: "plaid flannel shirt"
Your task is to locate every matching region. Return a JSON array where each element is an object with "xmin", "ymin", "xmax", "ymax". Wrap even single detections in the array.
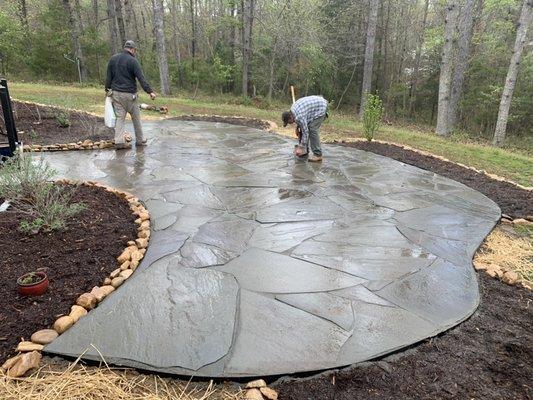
[{"xmin": 291, "ymin": 96, "xmax": 328, "ymax": 145}]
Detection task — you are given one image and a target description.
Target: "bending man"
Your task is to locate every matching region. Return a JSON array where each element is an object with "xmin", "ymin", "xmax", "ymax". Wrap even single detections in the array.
[
  {"xmin": 105, "ymin": 40, "xmax": 157, "ymax": 149},
  {"xmin": 282, "ymin": 95, "xmax": 328, "ymax": 162}
]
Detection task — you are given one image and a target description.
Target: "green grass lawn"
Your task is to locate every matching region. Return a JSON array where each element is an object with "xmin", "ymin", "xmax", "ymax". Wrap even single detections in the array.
[{"xmin": 10, "ymin": 81, "xmax": 533, "ymax": 187}]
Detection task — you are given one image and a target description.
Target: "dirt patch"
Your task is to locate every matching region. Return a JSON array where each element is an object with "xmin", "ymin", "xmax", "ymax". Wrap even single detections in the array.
[
  {"xmin": 340, "ymin": 141, "xmax": 532, "ymax": 219},
  {"xmin": 173, "ymin": 115, "xmax": 272, "ymax": 130},
  {"xmin": 0, "ymin": 184, "xmax": 137, "ymax": 361},
  {"xmin": 2, "ymin": 101, "xmax": 113, "ymax": 146},
  {"xmin": 276, "ymin": 273, "xmax": 533, "ymax": 400}
]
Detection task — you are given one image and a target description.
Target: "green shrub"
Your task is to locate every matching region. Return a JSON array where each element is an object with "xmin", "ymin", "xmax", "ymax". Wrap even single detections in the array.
[
  {"xmin": 56, "ymin": 112, "xmax": 71, "ymax": 128},
  {"xmin": 0, "ymin": 154, "xmax": 85, "ymax": 234},
  {"xmin": 362, "ymin": 93, "xmax": 384, "ymax": 141}
]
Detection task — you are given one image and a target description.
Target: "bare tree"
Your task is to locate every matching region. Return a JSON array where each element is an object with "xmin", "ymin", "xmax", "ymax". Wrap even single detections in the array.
[
  {"xmin": 359, "ymin": 0, "xmax": 380, "ymax": 116},
  {"xmin": 123, "ymin": 0, "xmax": 138, "ymax": 42},
  {"xmin": 107, "ymin": 0, "xmax": 121, "ymax": 54},
  {"xmin": 153, "ymin": 0, "xmax": 171, "ymax": 95},
  {"xmin": 17, "ymin": 0, "xmax": 29, "ymax": 34},
  {"xmin": 408, "ymin": 0, "xmax": 430, "ymax": 116},
  {"xmin": 493, "ymin": 0, "xmax": 533, "ymax": 146},
  {"xmin": 63, "ymin": 0, "xmax": 88, "ymax": 82},
  {"xmin": 242, "ymin": 0, "xmax": 255, "ymax": 97},
  {"xmin": 435, "ymin": 1, "xmax": 459, "ymax": 136},
  {"xmin": 115, "ymin": 0, "xmax": 126, "ymax": 45},
  {"xmin": 190, "ymin": 0, "xmax": 197, "ymax": 60},
  {"xmin": 448, "ymin": 0, "xmax": 476, "ymax": 130}
]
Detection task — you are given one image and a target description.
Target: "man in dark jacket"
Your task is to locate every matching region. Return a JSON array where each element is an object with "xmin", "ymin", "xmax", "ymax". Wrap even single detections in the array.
[{"xmin": 105, "ymin": 40, "xmax": 157, "ymax": 149}]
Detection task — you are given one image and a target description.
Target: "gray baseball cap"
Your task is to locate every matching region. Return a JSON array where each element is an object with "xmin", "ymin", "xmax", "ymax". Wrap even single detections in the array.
[{"xmin": 124, "ymin": 40, "xmax": 137, "ymax": 49}]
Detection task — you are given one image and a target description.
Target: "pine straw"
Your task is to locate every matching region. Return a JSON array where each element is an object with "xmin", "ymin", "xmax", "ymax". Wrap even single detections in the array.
[
  {"xmin": 475, "ymin": 226, "xmax": 533, "ymax": 285},
  {"xmin": 0, "ymin": 357, "xmax": 243, "ymax": 400}
]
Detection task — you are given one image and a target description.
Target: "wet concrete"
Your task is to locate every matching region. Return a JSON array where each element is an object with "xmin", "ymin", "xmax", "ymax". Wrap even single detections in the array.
[{"xmin": 42, "ymin": 120, "xmax": 500, "ymax": 377}]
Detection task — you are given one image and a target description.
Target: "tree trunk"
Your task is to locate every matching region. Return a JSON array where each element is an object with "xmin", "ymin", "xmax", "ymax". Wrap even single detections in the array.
[
  {"xmin": 63, "ymin": 0, "xmax": 88, "ymax": 83},
  {"xmin": 435, "ymin": 1, "xmax": 459, "ymax": 137},
  {"xmin": 170, "ymin": 0, "xmax": 181, "ymax": 62},
  {"xmin": 123, "ymin": 0, "xmax": 138, "ymax": 42},
  {"xmin": 152, "ymin": 0, "xmax": 171, "ymax": 95},
  {"xmin": 242, "ymin": 0, "xmax": 254, "ymax": 97},
  {"xmin": 74, "ymin": 0, "xmax": 84, "ymax": 31},
  {"xmin": 115, "ymin": 0, "xmax": 126, "ymax": 45},
  {"xmin": 359, "ymin": 0, "xmax": 380, "ymax": 116},
  {"xmin": 92, "ymin": 0, "xmax": 99, "ymax": 26},
  {"xmin": 107, "ymin": 0, "xmax": 121, "ymax": 54},
  {"xmin": 448, "ymin": 0, "xmax": 476, "ymax": 130},
  {"xmin": 493, "ymin": 0, "xmax": 533, "ymax": 146},
  {"xmin": 189, "ymin": 0, "xmax": 196, "ymax": 60},
  {"xmin": 18, "ymin": 0, "xmax": 29, "ymax": 34},
  {"xmin": 229, "ymin": 2, "xmax": 237, "ymax": 93},
  {"xmin": 408, "ymin": 0, "xmax": 430, "ymax": 116}
]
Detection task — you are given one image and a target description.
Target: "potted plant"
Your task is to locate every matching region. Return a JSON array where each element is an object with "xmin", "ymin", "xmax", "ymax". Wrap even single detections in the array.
[{"xmin": 17, "ymin": 270, "xmax": 49, "ymax": 296}]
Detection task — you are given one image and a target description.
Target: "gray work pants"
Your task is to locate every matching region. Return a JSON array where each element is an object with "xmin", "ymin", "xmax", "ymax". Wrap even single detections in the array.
[
  {"xmin": 111, "ymin": 91, "xmax": 143, "ymax": 144},
  {"xmin": 307, "ymin": 115, "xmax": 325, "ymax": 156}
]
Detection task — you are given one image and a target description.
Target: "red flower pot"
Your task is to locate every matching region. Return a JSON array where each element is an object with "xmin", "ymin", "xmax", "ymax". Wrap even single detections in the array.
[{"xmin": 17, "ymin": 271, "xmax": 49, "ymax": 296}]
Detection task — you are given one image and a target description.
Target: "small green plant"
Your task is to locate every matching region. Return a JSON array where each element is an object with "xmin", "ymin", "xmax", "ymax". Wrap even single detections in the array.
[
  {"xmin": 29, "ymin": 129, "xmax": 39, "ymax": 140},
  {"xmin": 362, "ymin": 93, "xmax": 384, "ymax": 142},
  {"xmin": 0, "ymin": 154, "xmax": 86, "ymax": 234},
  {"xmin": 19, "ymin": 272, "xmax": 43, "ymax": 285},
  {"xmin": 56, "ymin": 112, "xmax": 71, "ymax": 128}
]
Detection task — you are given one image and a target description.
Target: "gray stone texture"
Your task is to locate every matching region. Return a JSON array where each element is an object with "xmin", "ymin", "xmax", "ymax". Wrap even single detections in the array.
[{"xmin": 43, "ymin": 120, "xmax": 500, "ymax": 377}]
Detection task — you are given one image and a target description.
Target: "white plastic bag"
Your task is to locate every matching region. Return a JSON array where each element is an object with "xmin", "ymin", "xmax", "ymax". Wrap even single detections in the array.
[{"xmin": 104, "ymin": 96, "xmax": 116, "ymax": 128}]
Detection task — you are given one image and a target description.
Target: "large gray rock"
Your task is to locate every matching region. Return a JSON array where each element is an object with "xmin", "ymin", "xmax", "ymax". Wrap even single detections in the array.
[
  {"xmin": 45, "ymin": 259, "xmax": 239, "ymax": 371},
  {"xmin": 216, "ymin": 248, "xmax": 365, "ymax": 293}
]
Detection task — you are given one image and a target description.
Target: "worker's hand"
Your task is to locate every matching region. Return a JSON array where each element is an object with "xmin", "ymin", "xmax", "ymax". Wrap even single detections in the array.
[
  {"xmin": 294, "ymin": 145, "xmax": 307, "ymax": 157},
  {"xmin": 149, "ymin": 92, "xmax": 157, "ymax": 100}
]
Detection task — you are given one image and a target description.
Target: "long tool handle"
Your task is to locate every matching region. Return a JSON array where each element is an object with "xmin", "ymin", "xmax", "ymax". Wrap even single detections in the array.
[{"xmin": 290, "ymin": 86, "xmax": 296, "ymax": 104}]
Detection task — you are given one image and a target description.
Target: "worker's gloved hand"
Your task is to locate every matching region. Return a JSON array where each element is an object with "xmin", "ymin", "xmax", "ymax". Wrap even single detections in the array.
[
  {"xmin": 294, "ymin": 144, "xmax": 308, "ymax": 157},
  {"xmin": 149, "ymin": 92, "xmax": 157, "ymax": 100}
]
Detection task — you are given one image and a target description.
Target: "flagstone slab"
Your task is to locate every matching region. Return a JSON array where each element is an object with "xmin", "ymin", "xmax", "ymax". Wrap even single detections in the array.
[
  {"xmin": 41, "ymin": 119, "xmax": 500, "ymax": 377},
  {"xmin": 216, "ymin": 248, "xmax": 366, "ymax": 293},
  {"xmin": 276, "ymin": 292, "xmax": 355, "ymax": 330},
  {"xmin": 45, "ymin": 258, "xmax": 239, "ymax": 371}
]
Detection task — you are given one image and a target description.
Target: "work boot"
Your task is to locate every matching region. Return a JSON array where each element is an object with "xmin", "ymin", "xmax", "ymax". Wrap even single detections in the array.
[
  {"xmin": 308, "ymin": 153, "xmax": 323, "ymax": 162},
  {"xmin": 114, "ymin": 142, "xmax": 132, "ymax": 150}
]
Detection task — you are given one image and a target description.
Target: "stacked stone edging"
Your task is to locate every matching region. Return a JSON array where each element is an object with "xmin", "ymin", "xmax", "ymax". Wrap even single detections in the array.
[{"xmin": 0, "ymin": 181, "xmax": 150, "ymax": 377}]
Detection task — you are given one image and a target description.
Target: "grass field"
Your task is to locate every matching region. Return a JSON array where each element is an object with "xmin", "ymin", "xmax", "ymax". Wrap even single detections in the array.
[{"xmin": 9, "ymin": 82, "xmax": 532, "ymax": 187}]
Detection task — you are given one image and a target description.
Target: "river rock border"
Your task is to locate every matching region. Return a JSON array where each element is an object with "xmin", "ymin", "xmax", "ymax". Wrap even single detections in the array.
[
  {"xmin": 24, "ymin": 139, "xmax": 115, "ymax": 152},
  {"xmin": 0, "ymin": 181, "xmax": 151, "ymax": 378}
]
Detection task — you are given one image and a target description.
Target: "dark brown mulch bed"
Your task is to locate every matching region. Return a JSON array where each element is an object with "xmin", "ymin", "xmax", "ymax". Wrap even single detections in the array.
[
  {"xmin": 0, "ymin": 184, "xmax": 137, "ymax": 361},
  {"xmin": 339, "ymin": 141, "xmax": 532, "ymax": 220},
  {"xmin": 276, "ymin": 274, "xmax": 533, "ymax": 400},
  {"xmin": 2, "ymin": 101, "xmax": 113, "ymax": 146}
]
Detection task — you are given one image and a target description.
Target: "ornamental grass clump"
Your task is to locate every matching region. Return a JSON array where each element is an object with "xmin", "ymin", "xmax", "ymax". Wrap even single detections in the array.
[
  {"xmin": 362, "ymin": 93, "xmax": 384, "ymax": 141},
  {"xmin": 0, "ymin": 154, "xmax": 85, "ymax": 234}
]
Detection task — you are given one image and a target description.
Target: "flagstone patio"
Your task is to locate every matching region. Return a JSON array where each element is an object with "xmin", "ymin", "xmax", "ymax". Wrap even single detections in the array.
[{"xmin": 42, "ymin": 120, "xmax": 500, "ymax": 377}]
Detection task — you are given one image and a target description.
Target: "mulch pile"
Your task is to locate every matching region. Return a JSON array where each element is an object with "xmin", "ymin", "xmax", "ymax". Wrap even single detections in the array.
[
  {"xmin": 0, "ymin": 185, "xmax": 137, "ymax": 361},
  {"xmin": 2, "ymin": 101, "xmax": 113, "ymax": 146},
  {"xmin": 340, "ymin": 141, "xmax": 532, "ymax": 219},
  {"xmin": 276, "ymin": 273, "xmax": 533, "ymax": 400}
]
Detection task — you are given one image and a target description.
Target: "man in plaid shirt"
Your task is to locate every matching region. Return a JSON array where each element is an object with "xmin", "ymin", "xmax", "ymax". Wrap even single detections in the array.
[{"xmin": 282, "ymin": 95, "xmax": 328, "ymax": 162}]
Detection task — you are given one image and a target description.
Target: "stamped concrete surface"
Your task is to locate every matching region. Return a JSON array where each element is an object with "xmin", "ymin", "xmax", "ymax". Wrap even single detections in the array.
[{"xmin": 42, "ymin": 120, "xmax": 500, "ymax": 377}]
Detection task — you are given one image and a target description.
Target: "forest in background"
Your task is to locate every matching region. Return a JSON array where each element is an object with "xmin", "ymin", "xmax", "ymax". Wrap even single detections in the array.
[{"xmin": 0, "ymin": 0, "xmax": 531, "ymax": 147}]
